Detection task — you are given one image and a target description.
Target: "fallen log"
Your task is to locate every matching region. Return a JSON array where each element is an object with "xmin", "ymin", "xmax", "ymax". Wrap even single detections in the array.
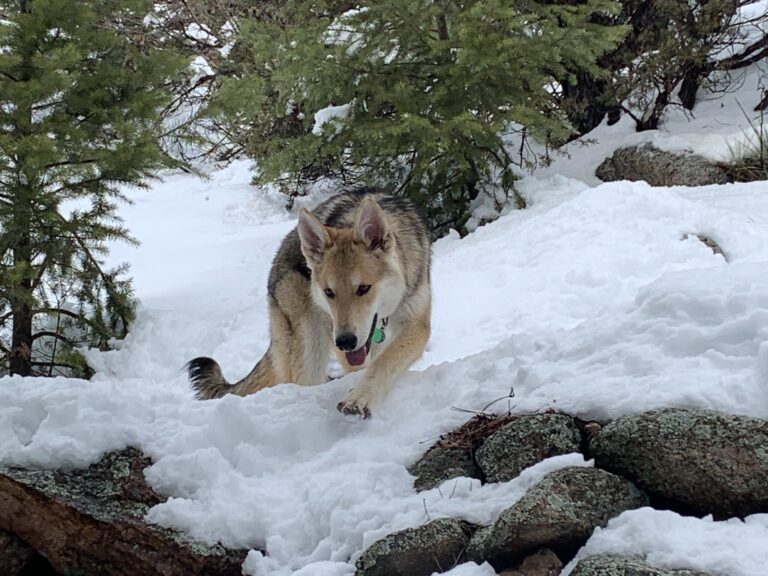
[{"xmin": 0, "ymin": 448, "xmax": 247, "ymax": 576}]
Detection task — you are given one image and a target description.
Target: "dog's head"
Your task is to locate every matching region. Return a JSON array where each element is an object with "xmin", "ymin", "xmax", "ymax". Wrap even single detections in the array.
[{"xmin": 297, "ymin": 197, "xmax": 405, "ymax": 367}]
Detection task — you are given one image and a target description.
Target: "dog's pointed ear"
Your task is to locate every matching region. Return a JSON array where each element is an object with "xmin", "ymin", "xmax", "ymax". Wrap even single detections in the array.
[
  {"xmin": 355, "ymin": 197, "xmax": 391, "ymax": 251},
  {"xmin": 298, "ymin": 208, "xmax": 332, "ymax": 267}
]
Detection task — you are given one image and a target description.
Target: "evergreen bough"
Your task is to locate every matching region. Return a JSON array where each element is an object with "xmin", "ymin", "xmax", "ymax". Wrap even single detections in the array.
[
  {"xmin": 0, "ymin": 0, "xmax": 188, "ymax": 376},
  {"xmin": 213, "ymin": 0, "xmax": 624, "ymax": 234}
]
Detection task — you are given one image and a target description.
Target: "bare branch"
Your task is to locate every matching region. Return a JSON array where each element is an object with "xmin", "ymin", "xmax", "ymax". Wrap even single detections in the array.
[
  {"xmin": 31, "ymin": 331, "xmax": 76, "ymax": 345},
  {"xmin": 717, "ymin": 34, "xmax": 768, "ymax": 70}
]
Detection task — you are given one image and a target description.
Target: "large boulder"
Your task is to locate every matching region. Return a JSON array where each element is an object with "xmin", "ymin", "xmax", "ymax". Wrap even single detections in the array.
[
  {"xmin": 475, "ymin": 414, "xmax": 583, "ymax": 483},
  {"xmin": 467, "ymin": 467, "xmax": 647, "ymax": 569},
  {"xmin": 570, "ymin": 554, "xmax": 710, "ymax": 576},
  {"xmin": 590, "ymin": 408, "xmax": 768, "ymax": 518},
  {"xmin": 595, "ymin": 144, "xmax": 728, "ymax": 187},
  {"xmin": 356, "ymin": 518, "xmax": 476, "ymax": 576},
  {"xmin": 0, "ymin": 448, "xmax": 247, "ymax": 576}
]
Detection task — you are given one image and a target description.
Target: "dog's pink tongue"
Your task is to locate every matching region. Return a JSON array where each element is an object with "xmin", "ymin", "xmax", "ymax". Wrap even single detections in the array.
[{"xmin": 345, "ymin": 348, "xmax": 367, "ymax": 366}]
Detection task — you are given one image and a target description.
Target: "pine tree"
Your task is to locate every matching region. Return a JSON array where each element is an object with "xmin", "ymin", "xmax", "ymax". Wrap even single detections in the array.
[
  {"xmin": 0, "ymin": 0, "xmax": 188, "ymax": 376},
  {"xmin": 214, "ymin": 0, "xmax": 624, "ymax": 234}
]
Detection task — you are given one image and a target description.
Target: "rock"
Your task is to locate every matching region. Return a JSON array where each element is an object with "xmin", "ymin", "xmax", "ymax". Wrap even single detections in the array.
[
  {"xmin": 356, "ymin": 518, "xmax": 476, "ymax": 576},
  {"xmin": 570, "ymin": 554, "xmax": 710, "ymax": 575},
  {"xmin": 409, "ymin": 445, "xmax": 479, "ymax": 491},
  {"xmin": 0, "ymin": 447, "xmax": 247, "ymax": 576},
  {"xmin": 0, "ymin": 530, "xmax": 36, "ymax": 575},
  {"xmin": 467, "ymin": 467, "xmax": 647, "ymax": 569},
  {"xmin": 408, "ymin": 414, "xmax": 513, "ymax": 492},
  {"xmin": 590, "ymin": 408, "xmax": 768, "ymax": 518},
  {"xmin": 681, "ymin": 233, "xmax": 726, "ymax": 259},
  {"xmin": 475, "ymin": 414, "xmax": 582, "ymax": 483},
  {"xmin": 499, "ymin": 548, "xmax": 562, "ymax": 575},
  {"xmin": 595, "ymin": 144, "xmax": 728, "ymax": 187}
]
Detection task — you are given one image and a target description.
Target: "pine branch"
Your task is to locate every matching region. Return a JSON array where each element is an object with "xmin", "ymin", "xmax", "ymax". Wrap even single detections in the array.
[
  {"xmin": 755, "ymin": 91, "xmax": 768, "ymax": 112},
  {"xmin": 43, "ymin": 158, "xmax": 99, "ymax": 170},
  {"xmin": 31, "ymin": 331, "xmax": 76, "ymax": 345},
  {"xmin": 30, "ymin": 252, "xmax": 54, "ymax": 291},
  {"xmin": 34, "ymin": 307, "xmax": 100, "ymax": 333},
  {"xmin": 52, "ymin": 209, "xmax": 134, "ymax": 331}
]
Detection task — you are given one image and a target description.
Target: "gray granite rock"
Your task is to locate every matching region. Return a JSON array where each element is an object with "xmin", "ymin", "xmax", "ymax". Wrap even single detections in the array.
[
  {"xmin": 467, "ymin": 467, "xmax": 647, "ymax": 568},
  {"xmin": 499, "ymin": 548, "xmax": 562, "ymax": 575},
  {"xmin": 596, "ymin": 144, "xmax": 727, "ymax": 186},
  {"xmin": 356, "ymin": 518, "xmax": 476, "ymax": 576},
  {"xmin": 570, "ymin": 554, "xmax": 710, "ymax": 576},
  {"xmin": 590, "ymin": 408, "xmax": 768, "ymax": 518},
  {"xmin": 409, "ymin": 445, "xmax": 479, "ymax": 491},
  {"xmin": 476, "ymin": 414, "xmax": 582, "ymax": 483}
]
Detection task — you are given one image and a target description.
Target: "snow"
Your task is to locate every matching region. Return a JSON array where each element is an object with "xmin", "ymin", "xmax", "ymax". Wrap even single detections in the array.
[
  {"xmin": 312, "ymin": 103, "xmax": 352, "ymax": 136},
  {"xmin": 3, "ymin": 64, "xmax": 768, "ymax": 576},
  {"xmin": 439, "ymin": 562, "xmax": 497, "ymax": 576},
  {"xmin": 562, "ymin": 509, "xmax": 768, "ymax": 576},
  {"xmin": 186, "ymin": 22, "xmax": 218, "ymax": 45}
]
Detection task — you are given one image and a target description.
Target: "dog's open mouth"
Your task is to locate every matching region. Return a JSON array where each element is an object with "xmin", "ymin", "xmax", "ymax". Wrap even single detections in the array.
[{"xmin": 345, "ymin": 314, "xmax": 378, "ymax": 367}]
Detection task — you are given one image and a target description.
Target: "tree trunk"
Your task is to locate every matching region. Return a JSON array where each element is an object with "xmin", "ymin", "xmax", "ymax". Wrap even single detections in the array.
[
  {"xmin": 8, "ymin": 194, "xmax": 33, "ymax": 377},
  {"xmin": 0, "ymin": 448, "xmax": 248, "ymax": 575},
  {"xmin": 436, "ymin": 13, "xmax": 449, "ymax": 41},
  {"xmin": 9, "ymin": 0, "xmax": 35, "ymax": 377},
  {"xmin": 679, "ymin": 63, "xmax": 703, "ymax": 111},
  {"xmin": 635, "ymin": 89, "xmax": 669, "ymax": 132},
  {"xmin": 9, "ymin": 295, "xmax": 33, "ymax": 376},
  {"xmin": 561, "ymin": 72, "xmax": 611, "ymax": 136}
]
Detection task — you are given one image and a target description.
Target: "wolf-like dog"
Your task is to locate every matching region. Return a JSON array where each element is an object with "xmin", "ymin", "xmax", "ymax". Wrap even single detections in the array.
[{"xmin": 186, "ymin": 189, "xmax": 431, "ymax": 417}]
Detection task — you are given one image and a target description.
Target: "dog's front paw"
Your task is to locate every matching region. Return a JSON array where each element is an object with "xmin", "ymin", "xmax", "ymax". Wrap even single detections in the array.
[{"xmin": 337, "ymin": 388, "xmax": 376, "ymax": 419}]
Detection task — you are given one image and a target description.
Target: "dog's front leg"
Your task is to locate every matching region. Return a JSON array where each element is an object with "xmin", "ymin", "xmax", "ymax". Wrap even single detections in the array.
[{"xmin": 337, "ymin": 308, "xmax": 430, "ymax": 418}]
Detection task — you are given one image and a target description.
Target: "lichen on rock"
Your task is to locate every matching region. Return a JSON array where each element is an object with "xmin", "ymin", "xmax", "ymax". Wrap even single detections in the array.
[
  {"xmin": 590, "ymin": 408, "xmax": 768, "ymax": 518},
  {"xmin": 356, "ymin": 517, "xmax": 477, "ymax": 576},
  {"xmin": 570, "ymin": 554, "xmax": 711, "ymax": 575},
  {"xmin": 475, "ymin": 414, "xmax": 583, "ymax": 483},
  {"xmin": 467, "ymin": 467, "xmax": 648, "ymax": 570}
]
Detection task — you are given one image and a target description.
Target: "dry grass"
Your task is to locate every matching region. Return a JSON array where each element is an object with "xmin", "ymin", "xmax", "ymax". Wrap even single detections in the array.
[
  {"xmin": 723, "ymin": 103, "xmax": 768, "ymax": 183},
  {"xmin": 435, "ymin": 413, "xmax": 516, "ymax": 452}
]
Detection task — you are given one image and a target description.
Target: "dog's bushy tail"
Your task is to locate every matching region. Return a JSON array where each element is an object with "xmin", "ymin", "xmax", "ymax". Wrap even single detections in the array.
[
  {"xmin": 186, "ymin": 350, "xmax": 276, "ymax": 400},
  {"xmin": 186, "ymin": 357, "xmax": 231, "ymax": 400}
]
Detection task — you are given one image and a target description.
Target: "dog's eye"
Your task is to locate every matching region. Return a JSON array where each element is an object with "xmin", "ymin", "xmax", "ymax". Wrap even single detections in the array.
[
  {"xmin": 356, "ymin": 284, "xmax": 371, "ymax": 296},
  {"xmin": 324, "ymin": 288, "xmax": 335, "ymax": 299}
]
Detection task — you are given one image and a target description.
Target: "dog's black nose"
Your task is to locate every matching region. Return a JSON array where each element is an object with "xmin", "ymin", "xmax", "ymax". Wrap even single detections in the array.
[{"xmin": 335, "ymin": 332, "xmax": 358, "ymax": 351}]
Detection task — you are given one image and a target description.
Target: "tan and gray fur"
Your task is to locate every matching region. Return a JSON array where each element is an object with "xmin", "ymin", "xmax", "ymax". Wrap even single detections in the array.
[{"xmin": 187, "ymin": 188, "xmax": 431, "ymax": 417}]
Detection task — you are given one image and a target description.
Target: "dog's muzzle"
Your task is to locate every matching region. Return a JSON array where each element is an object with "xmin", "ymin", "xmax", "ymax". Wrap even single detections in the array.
[{"xmin": 340, "ymin": 314, "xmax": 378, "ymax": 367}]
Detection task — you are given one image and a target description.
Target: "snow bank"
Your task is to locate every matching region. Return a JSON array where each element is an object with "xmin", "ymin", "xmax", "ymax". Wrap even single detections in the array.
[{"xmin": 563, "ymin": 509, "xmax": 768, "ymax": 576}]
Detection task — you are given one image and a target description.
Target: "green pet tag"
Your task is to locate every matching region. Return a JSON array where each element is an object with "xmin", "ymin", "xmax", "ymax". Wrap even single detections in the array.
[{"xmin": 372, "ymin": 326, "xmax": 385, "ymax": 344}]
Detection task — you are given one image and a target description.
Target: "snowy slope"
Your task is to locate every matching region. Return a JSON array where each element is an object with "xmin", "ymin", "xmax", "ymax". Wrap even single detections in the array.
[
  {"xmin": 2, "ymin": 161, "xmax": 768, "ymax": 575},
  {"xmin": 4, "ymin": 79, "xmax": 768, "ymax": 574}
]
